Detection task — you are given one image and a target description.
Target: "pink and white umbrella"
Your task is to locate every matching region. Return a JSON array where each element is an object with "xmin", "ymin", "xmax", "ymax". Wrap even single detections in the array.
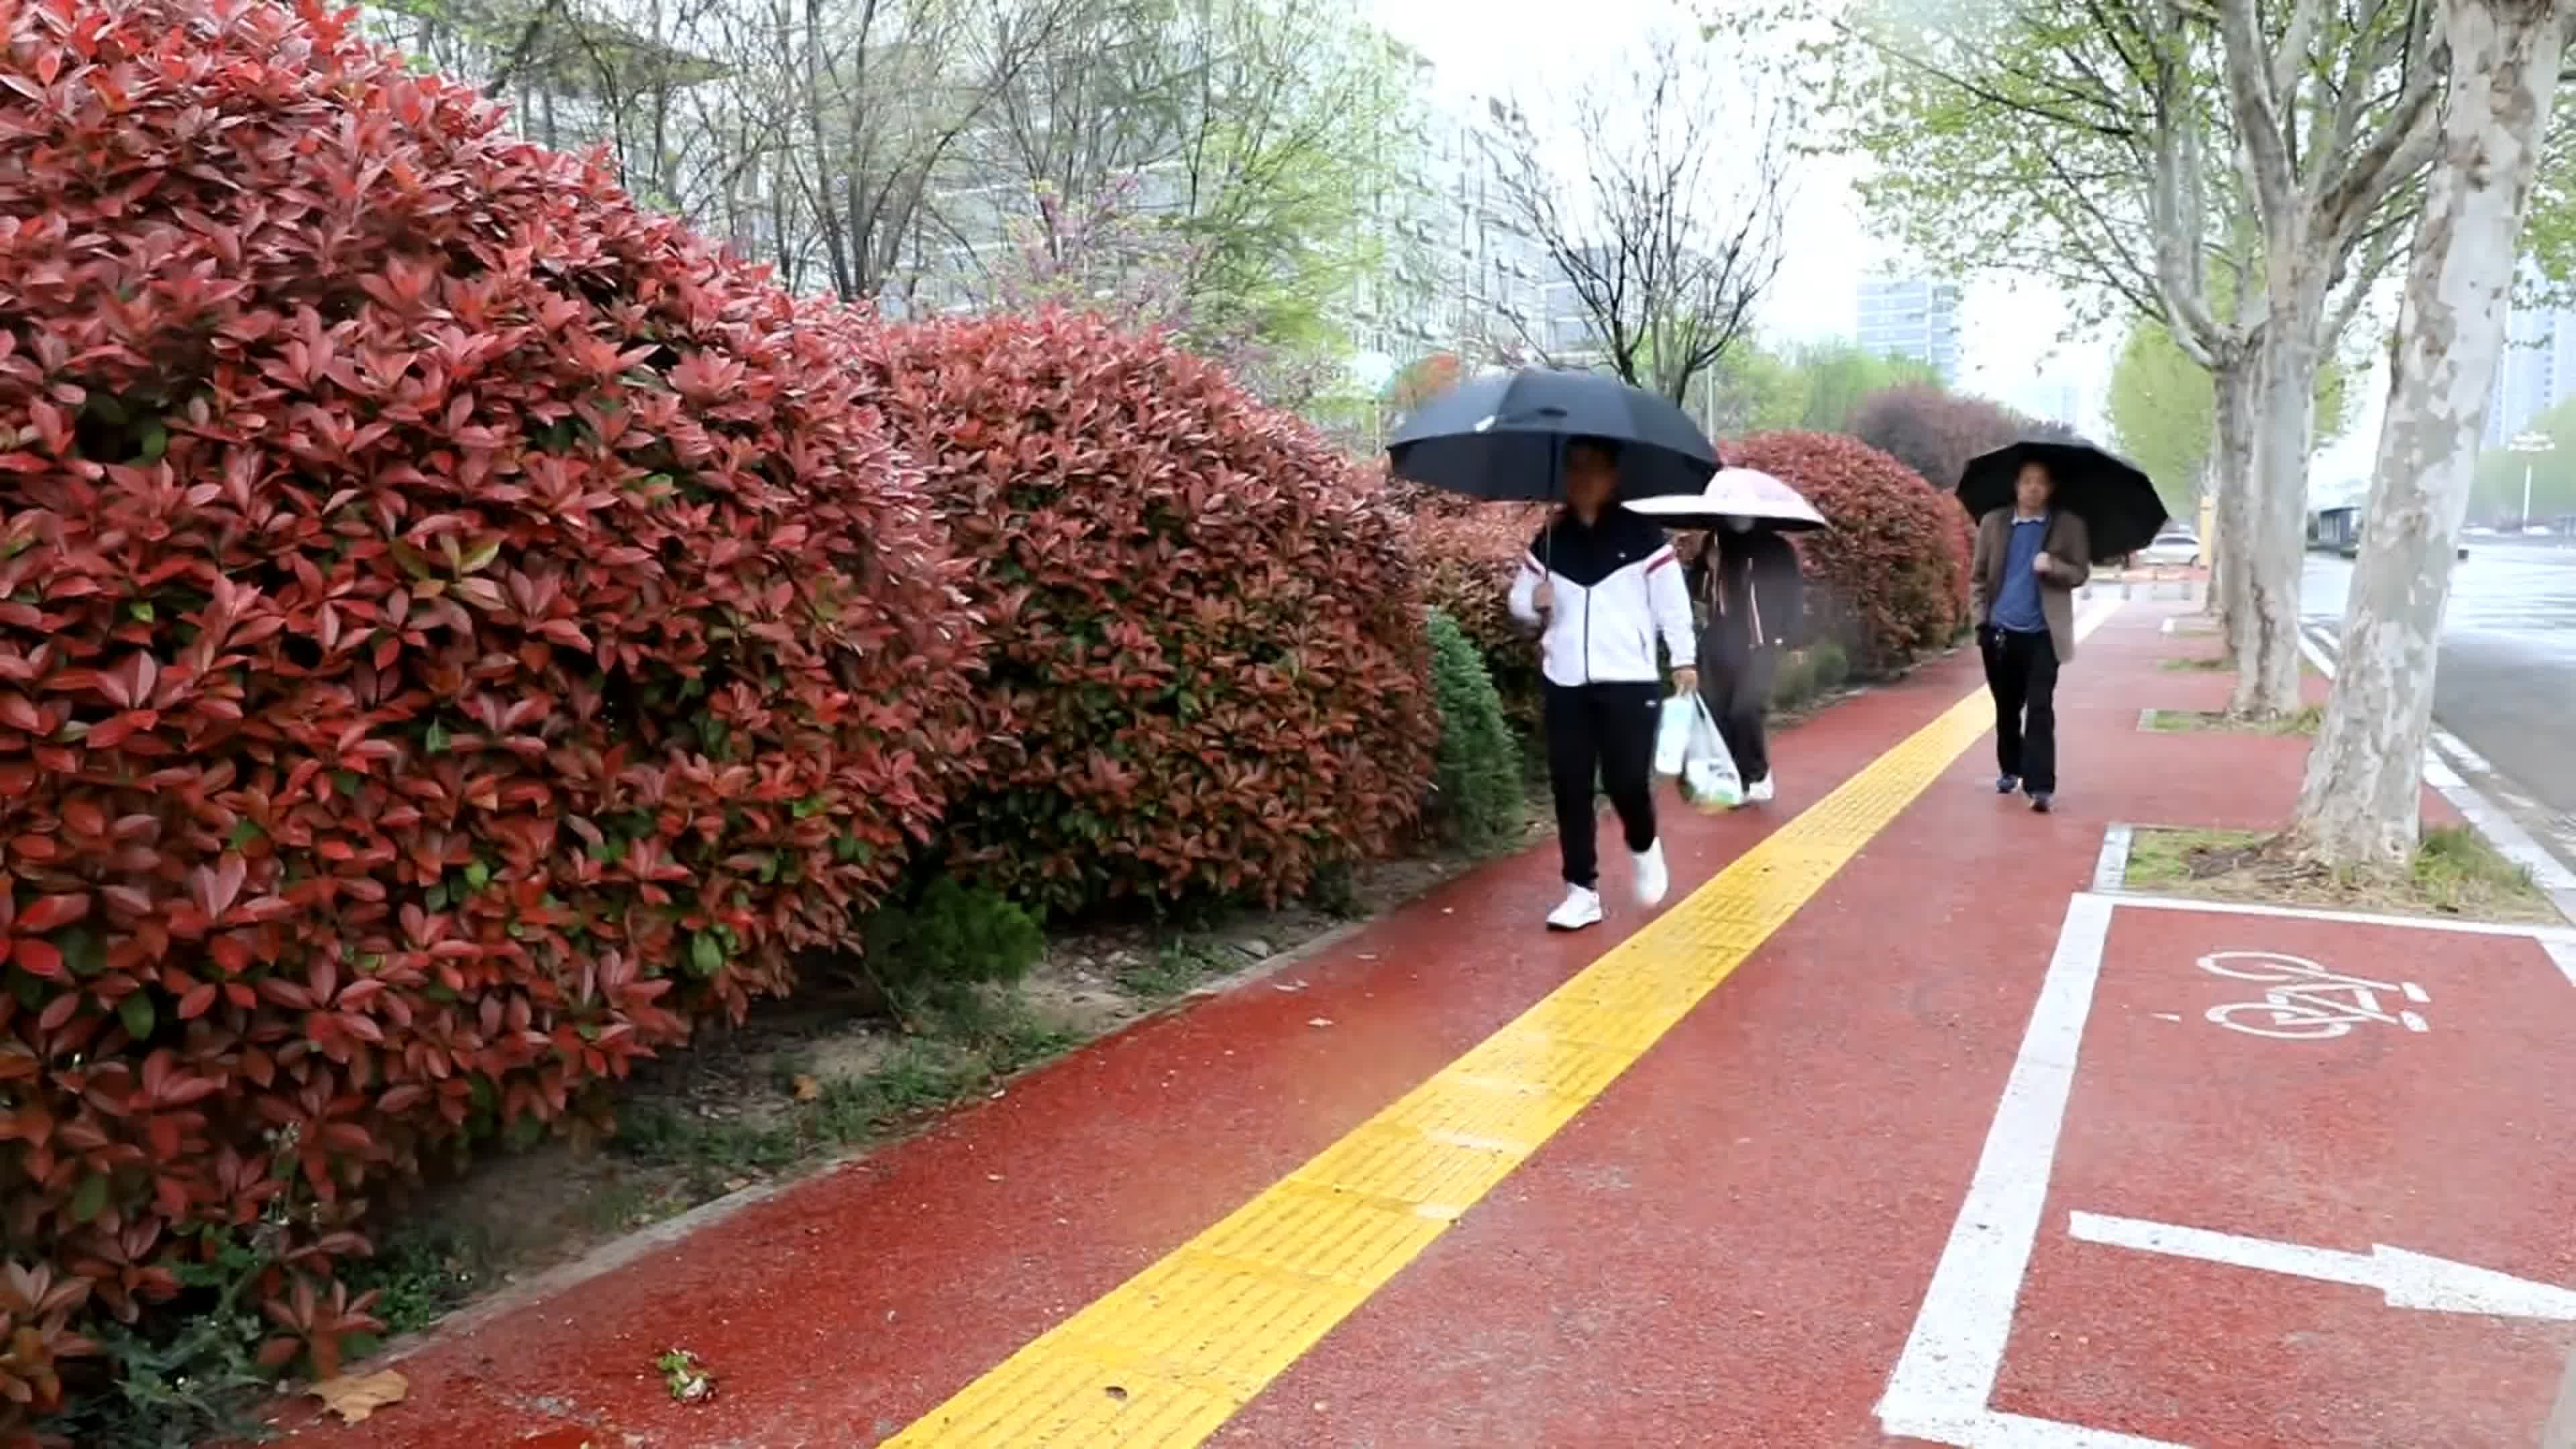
[{"xmin": 1622, "ymin": 467, "xmax": 1828, "ymax": 532}]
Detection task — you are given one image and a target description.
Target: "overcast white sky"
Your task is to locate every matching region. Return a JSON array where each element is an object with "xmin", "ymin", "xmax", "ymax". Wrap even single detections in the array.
[{"xmin": 1365, "ymin": 0, "xmax": 2384, "ymax": 494}]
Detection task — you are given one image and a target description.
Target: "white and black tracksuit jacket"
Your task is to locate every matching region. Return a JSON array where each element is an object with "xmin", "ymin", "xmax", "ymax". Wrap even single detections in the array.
[{"xmin": 1506, "ymin": 508, "xmax": 1697, "ymax": 688}]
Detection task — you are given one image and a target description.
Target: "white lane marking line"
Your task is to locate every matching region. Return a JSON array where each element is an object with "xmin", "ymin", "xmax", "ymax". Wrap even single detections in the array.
[
  {"xmin": 2546, "ymin": 940, "xmax": 2576, "ymax": 991},
  {"xmin": 2069, "ymin": 1211, "xmax": 2576, "ymax": 1320},
  {"xmin": 2106, "ymin": 892, "xmax": 2576, "ymax": 943},
  {"xmin": 1877, "ymin": 893, "xmax": 2123, "ymax": 1437},
  {"xmin": 1974, "ymin": 1412, "xmax": 2194, "ymax": 1448}
]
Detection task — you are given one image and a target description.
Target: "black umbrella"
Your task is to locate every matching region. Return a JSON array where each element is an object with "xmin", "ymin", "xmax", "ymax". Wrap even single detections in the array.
[
  {"xmin": 1956, "ymin": 438, "xmax": 2167, "ymax": 562},
  {"xmin": 1387, "ymin": 368, "xmax": 1719, "ymax": 502}
]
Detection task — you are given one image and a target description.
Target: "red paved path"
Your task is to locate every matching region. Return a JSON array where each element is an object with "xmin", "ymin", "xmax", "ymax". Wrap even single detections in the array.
[{"xmin": 280, "ymin": 605, "xmax": 2575, "ymax": 1448}]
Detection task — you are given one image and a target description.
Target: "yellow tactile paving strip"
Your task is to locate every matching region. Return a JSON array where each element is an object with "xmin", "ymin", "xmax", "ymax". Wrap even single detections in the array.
[{"xmin": 886, "ymin": 609, "xmax": 2112, "ymax": 1447}]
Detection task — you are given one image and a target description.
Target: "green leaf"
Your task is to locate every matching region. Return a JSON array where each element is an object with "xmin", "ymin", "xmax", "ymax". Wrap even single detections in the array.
[
  {"xmin": 128, "ymin": 600, "xmax": 156, "ymax": 623},
  {"xmin": 117, "ymin": 991, "xmax": 156, "ymax": 1040},
  {"xmin": 59, "ymin": 928, "xmax": 103, "ymax": 979},
  {"xmin": 227, "ymin": 819, "xmax": 263, "ymax": 849},
  {"xmin": 425, "ymin": 720, "xmax": 451, "ymax": 755},
  {"xmin": 688, "ymin": 932, "xmax": 722, "ymax": 979},
  {"xmin": 460, "ymin": 539, "xmax": 501, "ymax": 574},
  {"xmin": 70, "ymin": 1173, "xmax": 109, "ymax": 1224},
  {"xmin": 464, "ymin": 861, "xmax": 491, "ymax": 890},
  {"xmin": 138, "ymin": 421, "xmax": 168, "ymax": 463}
]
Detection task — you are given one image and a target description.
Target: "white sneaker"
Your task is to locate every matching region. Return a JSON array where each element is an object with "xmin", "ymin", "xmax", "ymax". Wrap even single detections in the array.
[
  {"xmin": 1632, "ymin": 841, "xmax": 1669, "ymax": 907},
  {"xmin": 1548, "ymin": 885, "xmax": 1605, "ymax": 932},
  {"xmin": 1746, "ymin": 775, "xmax": 1775, "ymax": 804}
]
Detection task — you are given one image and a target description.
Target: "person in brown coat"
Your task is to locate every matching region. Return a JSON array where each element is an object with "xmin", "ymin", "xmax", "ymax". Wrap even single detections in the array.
[{"xmin": 1968, "ymin": 461, "xmax": 2090, "ymax": 812}]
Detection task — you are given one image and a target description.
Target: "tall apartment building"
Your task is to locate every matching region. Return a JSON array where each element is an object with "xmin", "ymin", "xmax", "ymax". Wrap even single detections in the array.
[
  {"xmin": 1856, "ymin": 276, "xmax": 1964, "ymax": 382},
  {"xmin": 2485, "ymin": 262, "xmax": 2576, "ymax": 447},
  {"xmin": 1347, "ymin": 87, "xmax": 1556, "ymax": 370}
]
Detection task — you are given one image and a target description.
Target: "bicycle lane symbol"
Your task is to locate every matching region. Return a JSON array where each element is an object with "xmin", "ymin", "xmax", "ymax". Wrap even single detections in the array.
[{"xmin": 2196, "ymin": 950, "xmax": 2432, "ymax": 1041}]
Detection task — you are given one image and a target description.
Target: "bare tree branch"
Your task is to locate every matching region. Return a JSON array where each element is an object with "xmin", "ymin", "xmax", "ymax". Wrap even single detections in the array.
[{"xmin": 1493, "ymin": 35, "xmax": 1792, "ymax": 403}]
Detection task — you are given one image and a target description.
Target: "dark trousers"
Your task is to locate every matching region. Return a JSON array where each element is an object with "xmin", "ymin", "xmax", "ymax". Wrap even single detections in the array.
[
  {"xmin": 1699, "ymin": 644, "xmax": 1776, "ymax": 784},
  {"xmin": 1981, "ymin": 627, "xmax": 2061, "ymax": 793},
  {"xmin": 1543, "ymin": 681, "xmax": 1661, "ymax": 889}
]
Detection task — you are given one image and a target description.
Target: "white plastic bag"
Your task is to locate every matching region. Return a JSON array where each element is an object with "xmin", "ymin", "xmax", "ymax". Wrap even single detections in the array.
[
  {"xmin": 1675, "ymin": 696, "xmax": 1742, "ymax": 810},
  {"xmin": 1654, "ymin": 694, "xmax": 1697, "ymax": 777}
]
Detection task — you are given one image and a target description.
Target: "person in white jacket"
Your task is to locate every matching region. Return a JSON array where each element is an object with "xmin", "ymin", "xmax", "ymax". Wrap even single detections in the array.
[{"xmin": 1508, "ymin": 437, "xmax": 1699, "ymax": 932}]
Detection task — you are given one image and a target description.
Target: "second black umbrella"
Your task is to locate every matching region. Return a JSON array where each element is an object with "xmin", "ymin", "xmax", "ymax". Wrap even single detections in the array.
[{"xmin": 1956, "ymin": 438, "xmax": 2167, "ymax": 561}]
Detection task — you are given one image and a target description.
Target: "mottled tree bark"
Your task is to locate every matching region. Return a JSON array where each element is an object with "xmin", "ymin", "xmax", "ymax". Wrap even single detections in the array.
[
  {"xmin": 2296, "ymin": 0, "xmax": 2575, "ymax": 863},
  {"xmin": 2206, "ymin": 352, "xmax": 2259, "ymax": 640},
  {"xmin": 2231, "ymin": 291, "xmax": 2327, "ymax": 717}
]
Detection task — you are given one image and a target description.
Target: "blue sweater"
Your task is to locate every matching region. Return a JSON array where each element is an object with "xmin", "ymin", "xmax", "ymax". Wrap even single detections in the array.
[{"xmin": 1992, "ymin": 515, "xmax": 2050, "ymax": 634}]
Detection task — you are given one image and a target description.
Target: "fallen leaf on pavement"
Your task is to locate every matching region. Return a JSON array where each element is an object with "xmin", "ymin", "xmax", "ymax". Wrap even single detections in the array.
[
  {"xmin": 657, "ymin": 1348, "xmax": 716, "ymax": 1403},
  {"xmin": 1307, "ymin": 1018, "xmax": 1334, "ymax": 1028},
  {"xmin": 309, "ymin": 1369, "xmax": 408, "ymax": 1424},
  {"xmin": 793, "ymin": 1073, "xmax": 821, "ymax": 1102}
]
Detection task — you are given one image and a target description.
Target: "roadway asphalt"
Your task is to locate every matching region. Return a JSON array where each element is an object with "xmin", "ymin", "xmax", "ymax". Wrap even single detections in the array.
[{"xmin": 2304, "ymin": 536, "xmax": 2576, "ymax": 871}]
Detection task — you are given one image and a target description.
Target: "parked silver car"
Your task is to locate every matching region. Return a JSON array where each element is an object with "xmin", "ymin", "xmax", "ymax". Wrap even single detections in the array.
[{"xmin": 2133, "ymin": 529, "xmax": 2202, "ymax": 566}]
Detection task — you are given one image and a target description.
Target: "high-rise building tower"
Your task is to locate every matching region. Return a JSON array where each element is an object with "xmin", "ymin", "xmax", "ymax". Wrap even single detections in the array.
[{"xmin": 1856, "ymin": 276, "xmax": 1964, "ymax": 382}]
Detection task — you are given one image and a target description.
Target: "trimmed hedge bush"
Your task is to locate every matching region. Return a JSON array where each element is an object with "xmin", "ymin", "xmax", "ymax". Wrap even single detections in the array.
[
  {"xmin": 0, "ymin": 0, "xmax": 975, "ymax": 1423},
  {"xmin": 868, "ymin": 309, "xmax": 1438, "ymax": 912},
  {"xmin": 1424, "ymin": 610, "xmax": 1522, "ymax": 855},
  {"xmin": 1724, "ymin": 432, "xmax": 1972, "ymax": 672},
  {"xmin": 1848, "ymin": 384, "xmax": 2029, "ymax": 497}
]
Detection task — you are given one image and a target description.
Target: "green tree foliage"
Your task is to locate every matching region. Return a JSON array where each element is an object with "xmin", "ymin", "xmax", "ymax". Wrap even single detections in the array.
[
  {"xmin": 2106, "ymin": 317, "xmax": 2357, "ymax": 514},
  {"xmin": 1423, "ymin": 610, "xmax": 1525, "ymax": 855},
  {"xmin": 1699, "ymin": 337, "xmax": 1937, "ymax": 437},
  {"xmin": 1700, "ymin": 343, "xmax": 1811, "ymax": 435},
  {"xmin": 1783, "ymin": 341, "xmax": 1940, "ymax": 433},
  {"xmin": 2470, "ymin": 394, "xmax": 2576, "ymax": 523}
]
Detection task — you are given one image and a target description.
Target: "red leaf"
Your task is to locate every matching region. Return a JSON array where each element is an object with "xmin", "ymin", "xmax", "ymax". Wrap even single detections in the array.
[
  {"xmin": 16, "ymin": 893, "xmax": 91, "ymax": 934},
  {"xmin": 14, "ymin": 939, "xmax": 65, "ymax": 981}
]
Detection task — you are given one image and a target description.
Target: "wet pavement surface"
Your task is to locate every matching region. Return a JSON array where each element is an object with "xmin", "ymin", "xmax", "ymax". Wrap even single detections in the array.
[
  {"xmin": 2306, "ymin": 538, "xmax": 2576, "ymax": 863},
  {"xmin": 276, "ymin": 606, "xmax": 2576, "ymax": 1449}
]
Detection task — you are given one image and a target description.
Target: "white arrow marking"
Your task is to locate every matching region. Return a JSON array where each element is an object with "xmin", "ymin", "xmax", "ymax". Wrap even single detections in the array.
[{"xmin": 2071, "ymin": 1211, "xmax": 2576, "ymax": 1320}]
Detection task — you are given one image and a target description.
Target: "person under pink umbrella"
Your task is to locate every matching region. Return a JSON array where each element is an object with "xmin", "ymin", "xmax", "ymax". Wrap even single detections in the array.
[{"xmin": 1626, "ymin": 468, "xmax": 1826, "ymax": 806}]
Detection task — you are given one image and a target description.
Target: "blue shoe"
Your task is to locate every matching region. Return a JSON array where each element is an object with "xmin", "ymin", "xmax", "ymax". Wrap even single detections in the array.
[{"xmin": 1997, "ymin": 774, "xmax": 2021, "ymax": 795}]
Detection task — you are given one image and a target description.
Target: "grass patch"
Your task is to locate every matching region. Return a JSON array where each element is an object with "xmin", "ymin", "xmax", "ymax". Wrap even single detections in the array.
[
  {"xmin": 2123, "ymin": 824, "xmax": 2557, "ymax": 922},
  {"xmin": 344, "ymin": 1222, "xmax": 490, "ymax": 1340},
  {"xmin": 608, "ymin": 987, "xmax": 1084, "ymax": 1201},
  {"xmin": 2142, "ymin": 704, "xmax": 2324, "ymax": 737},
  {"xmin": 1114, "ymin": 938, "xmax": 1236, "ymax": 1001},
  {"xmin": 2155, "ymin": 653, "xmax": 2326, "ymax": 680}
]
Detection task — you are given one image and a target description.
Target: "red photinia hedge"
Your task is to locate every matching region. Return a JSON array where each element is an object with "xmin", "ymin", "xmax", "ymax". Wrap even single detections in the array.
[
  {"xmin": 0, "ymin": 0, "xmax": 974, "ymax": 1412},
  {"xmin": 1410, "ymin": 504, "xmax": 1546, "ymax": 735},
  {"xmin": 868, "ymin": 310, "xmax": 1437, "ymax": 912},
  {"xmin": 1723, "ymin": 432, "xmax": 1972, "ymax": 671}
]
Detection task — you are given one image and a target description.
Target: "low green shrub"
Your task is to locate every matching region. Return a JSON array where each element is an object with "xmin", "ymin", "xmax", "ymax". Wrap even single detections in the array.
[
  {"xmin": 859, "ymin": 878, "xmax": 1046, "ymax": 1012},
  {"xmin": 1810, "ymin": 637, "xmax": 1853, "ymax": 692},
  {"xmin": 1425, "ymin": 610, "xmax": 1525, "ymax": 855},
  {"xmin": 1770, "ymin": 651, "xmax": 1820, "ymax": 712}
]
